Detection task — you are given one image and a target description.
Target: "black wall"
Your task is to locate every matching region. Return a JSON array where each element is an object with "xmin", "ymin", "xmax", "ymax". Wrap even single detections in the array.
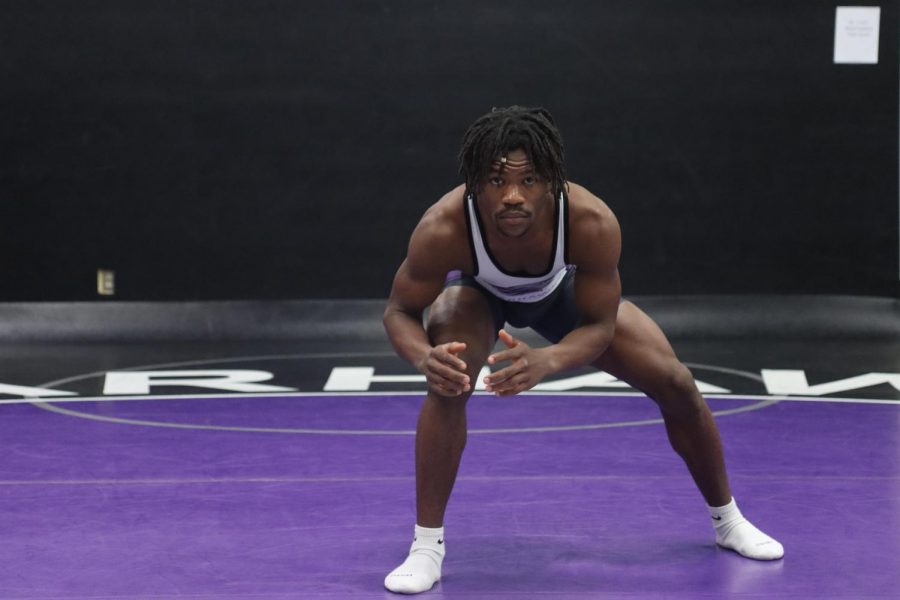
[{"xmin": 2, "ymin": 1, "xmax": 897, "ymax": 300}]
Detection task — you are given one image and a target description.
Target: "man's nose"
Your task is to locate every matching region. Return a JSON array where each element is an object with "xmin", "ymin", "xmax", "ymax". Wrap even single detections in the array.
[{"xmin": 502, "ymin": 184, "xmax": 524, "ymax": 203}]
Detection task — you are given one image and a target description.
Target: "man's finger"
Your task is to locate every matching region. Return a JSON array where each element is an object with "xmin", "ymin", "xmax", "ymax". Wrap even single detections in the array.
[
  {"xmin": 441, "ymin": 354, "xmax": 467, "ymax": 371},
  {"xmin": 486, "ymin": 352, "xmax": 498, "ymax": 365},
  {"xmin": 498, "ymin": 329, "xmax": 518, "ymax": 348},
  {"xmin": 431, "ymin": 361, "xmax": 469, "ymax": 385},
  {"xmin": 433, "ymin": 384, "xmax": 462, "ymax": 396},
  {"xmin": 438, "ymin": 345, "xmax": 467, "ymax": 371},
  {"xmin": 495, "ymin": 375, "xmax": 529, "ymax": 396},
  {"xmin": 446, "ymin": 341, "xmax": 467, "ymax": 355},
  {"xmin": 443, "ymin": 343, "xmax": 467, "ymax": 370},
  {"xmin": 487, "ymin": 348, "xmax": 518, "ymax": 365},
  {"xmin": 484, "ymin": 363, "xmax": 520, "ymax": 386},
  {"xmin": 429, "ymin": 375, "xmax": 469, "ymax": 395}
]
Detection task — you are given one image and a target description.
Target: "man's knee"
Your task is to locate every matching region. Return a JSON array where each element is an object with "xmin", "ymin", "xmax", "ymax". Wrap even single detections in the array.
[
  {"xmin": 426, "ymin": 300, "xmax": 467, "ymax": 343},
  {"xmin": 654, "ymin": 361, "xmax": 703, "ymax": 416},
  {"xmin": 423, "ymin": 287, "xmax": 496, "ymax": 400},
  {"xmin": 428, "ymin": 289, "xmax": 490, "ymax": 334},
  {"xmin": 426, "ymin": 288, "xmax": 496, "ymax": 356}
]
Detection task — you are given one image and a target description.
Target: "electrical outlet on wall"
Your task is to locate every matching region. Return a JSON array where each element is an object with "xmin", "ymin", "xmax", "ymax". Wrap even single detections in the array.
[{"xmin": 97, "ymin": 269, "xmax": 115, "ymax": 296}]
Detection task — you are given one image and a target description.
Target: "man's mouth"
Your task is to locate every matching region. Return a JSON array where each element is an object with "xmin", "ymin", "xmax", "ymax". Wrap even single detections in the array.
[{"xmin": 499, "ymin": 211, "xmax": 529, "ymax": 220}]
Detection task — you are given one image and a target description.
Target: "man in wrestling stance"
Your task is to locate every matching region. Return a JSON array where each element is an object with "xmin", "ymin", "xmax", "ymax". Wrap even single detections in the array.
[{"xmin": 382, "ymin": 106, "xmax": 783, "ymax": 594}]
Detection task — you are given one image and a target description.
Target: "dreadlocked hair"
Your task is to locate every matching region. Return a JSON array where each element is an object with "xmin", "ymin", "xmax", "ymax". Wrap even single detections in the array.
[{"xmin": 457, "ymin": 105, "xmax": 567, "ymax": 199}]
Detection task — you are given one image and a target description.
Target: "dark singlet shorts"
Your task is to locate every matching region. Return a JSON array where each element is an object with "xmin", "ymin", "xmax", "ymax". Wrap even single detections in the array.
[{"xmin": 444, "ymin": 268, "xmax": 580, "ymax": 344}]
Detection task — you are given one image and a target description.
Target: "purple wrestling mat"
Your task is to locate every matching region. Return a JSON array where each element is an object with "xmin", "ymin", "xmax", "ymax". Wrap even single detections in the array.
[{"xmin": 0, "ymin": 391, "xmax": 897, "ymax": 599}]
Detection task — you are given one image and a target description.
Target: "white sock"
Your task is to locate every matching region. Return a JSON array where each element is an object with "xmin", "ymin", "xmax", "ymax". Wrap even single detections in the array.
[
  {"xmin": 709, "ymin": 498, "xmax": 784, "ymax": 560},
  {"xmin": 384, "ymin": 525, "xmax": 445, "ymax": 594}
]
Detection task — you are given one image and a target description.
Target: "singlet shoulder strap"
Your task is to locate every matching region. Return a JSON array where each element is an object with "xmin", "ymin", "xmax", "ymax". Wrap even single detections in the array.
[
  {"xmin": 463, "ymin": 192, "xmax": 480, "ymax": 276},
  {"xmin": 561, "ymin": 190, "xmax": 570, "ymax": 265}
]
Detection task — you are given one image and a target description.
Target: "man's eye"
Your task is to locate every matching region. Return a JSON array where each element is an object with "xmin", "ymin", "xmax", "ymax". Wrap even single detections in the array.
[
  {"xmin": 489, "ymin": 177, "xmax": 503, "ymax": 186},
  {"xmin": 523, "ymin": 177, "xmax": 536, "ymax": 185}
]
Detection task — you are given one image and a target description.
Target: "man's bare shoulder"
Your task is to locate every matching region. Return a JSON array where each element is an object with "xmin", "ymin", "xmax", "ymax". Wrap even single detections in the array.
[
  {"xmin": 413, "ymin": 184, "xmax": 468, "ymax": 248},
  {"xmin": 407, "ymin": 184, "xmax": 471, "ymax": 277},
  {"xmin": 566, "ymin": 182, "xmax": 616, "ymax": 224},
  {"xmin": 565, "ymin": 182, "xmax": 621, "ymax": 268},
  {"xmin": 417, "ymin": 184, "xmax": 466, "ymax": 230}
]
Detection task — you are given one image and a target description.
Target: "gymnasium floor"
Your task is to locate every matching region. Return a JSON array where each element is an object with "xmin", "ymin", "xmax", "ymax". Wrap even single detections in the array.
[{"xmin": 0, "ymin": 296, "xmax": 897, "ymax": 599}]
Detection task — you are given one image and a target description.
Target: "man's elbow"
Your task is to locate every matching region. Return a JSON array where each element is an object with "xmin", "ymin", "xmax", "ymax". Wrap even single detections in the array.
[
  {"xmin": 591, "ymin": 321, "xmax": 616, "ymax": 360},
  {"xmin": 602, "ymin": 319, "xmax": 616, "ymax": 344},
  {"xmin": 382, "ymin": 304, "xmax": 400, "ymax": 331},
  {"xmin": 383, "ymin": 303, "xmax": 421, "ymax": 329}
]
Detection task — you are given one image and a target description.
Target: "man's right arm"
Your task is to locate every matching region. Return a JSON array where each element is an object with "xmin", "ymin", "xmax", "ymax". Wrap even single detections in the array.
[
  {"xmin": 382, "ymin": 257, "xmax": 444, "ymax": 369},
  {"xmin": 383, "ymin": 207, "xmax": 472, "ymax": 396}
]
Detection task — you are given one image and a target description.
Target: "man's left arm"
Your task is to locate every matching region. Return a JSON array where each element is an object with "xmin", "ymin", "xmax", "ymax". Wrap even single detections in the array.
[{"xmin": 484, "ymin": 200, "xmax": 621, "ymax": 396}]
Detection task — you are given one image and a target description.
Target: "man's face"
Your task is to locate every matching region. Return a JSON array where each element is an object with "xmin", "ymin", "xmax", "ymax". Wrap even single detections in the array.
[{"xmin": 477, "ymin": 148, "xmax": 553, "ymax": 239}]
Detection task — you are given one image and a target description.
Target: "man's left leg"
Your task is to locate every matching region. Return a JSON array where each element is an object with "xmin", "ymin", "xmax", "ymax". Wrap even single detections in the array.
[{"xmin": 593, "ymin": 300, "xmax": 783, "ymax": 560}]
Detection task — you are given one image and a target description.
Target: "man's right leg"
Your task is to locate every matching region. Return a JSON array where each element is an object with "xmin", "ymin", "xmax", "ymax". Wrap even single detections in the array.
[{"xmin": 385, "ymin": 284, "xmax": 497, "ymax": 594}]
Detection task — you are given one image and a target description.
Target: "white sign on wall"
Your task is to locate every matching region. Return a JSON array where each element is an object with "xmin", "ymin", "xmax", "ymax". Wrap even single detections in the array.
[{"xmin": 833, "ymin": 6, "xmax": 881, "ymax": 64}]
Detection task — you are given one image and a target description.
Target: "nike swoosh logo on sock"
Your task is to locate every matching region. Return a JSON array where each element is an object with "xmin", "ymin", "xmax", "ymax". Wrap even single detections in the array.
[
  {"xmin": 712, "ymin": 516, "xmax": 723, "ymax": 520},
  {"xmin": 437, "ymin": 539, "xmax": 444, "ymax": 544}
]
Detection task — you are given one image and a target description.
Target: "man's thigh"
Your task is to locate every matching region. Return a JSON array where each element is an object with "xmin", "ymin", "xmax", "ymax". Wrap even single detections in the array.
[
  {"xmin": 593, "ymin": 300, "xmax": 691, "ymax": 400},
  {"xmin": 427, "ymin": 284, "xmax": 500, "ymax": 372}
]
